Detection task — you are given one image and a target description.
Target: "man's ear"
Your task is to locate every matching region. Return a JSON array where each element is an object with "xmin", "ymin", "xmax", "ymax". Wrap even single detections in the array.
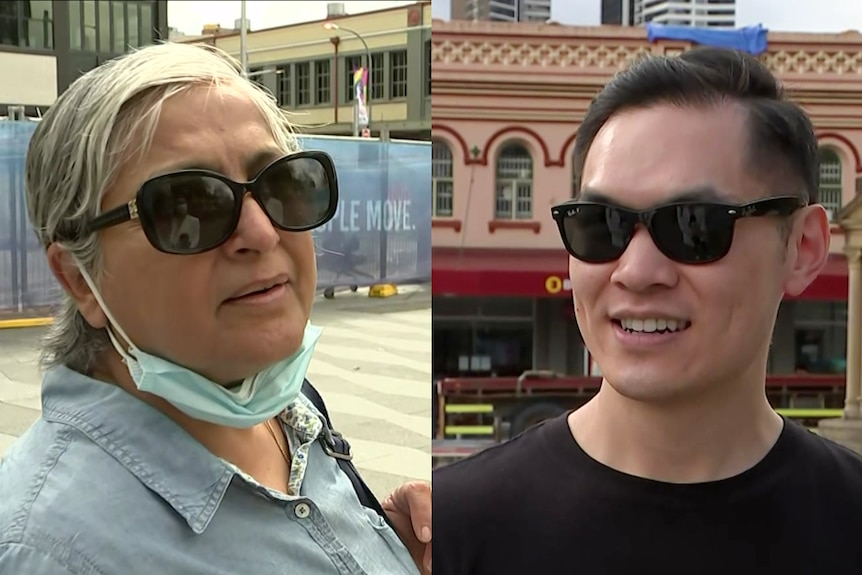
[
  {"xmin": 783, "ymin": 204, "xmax": 830, "ymax": 297},
  {"xmin": 46, "ymin": 243, "xmax": 108, "ymax": 330}
]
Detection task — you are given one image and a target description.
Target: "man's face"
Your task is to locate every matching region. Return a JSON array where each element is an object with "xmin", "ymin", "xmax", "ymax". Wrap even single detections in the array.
[
  {"xmin": 94, "ymin": 84, "xmax": 317, "ymax": 384},
  {"xmin": 571, "ymin": 103, "xmax": 811, "ymax": 403}
]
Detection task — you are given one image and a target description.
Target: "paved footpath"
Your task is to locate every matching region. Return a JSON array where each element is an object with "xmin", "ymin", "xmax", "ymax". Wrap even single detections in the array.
[{"xmin": 0, "ymin": 286, "xmax": 431, "ymax": 499}]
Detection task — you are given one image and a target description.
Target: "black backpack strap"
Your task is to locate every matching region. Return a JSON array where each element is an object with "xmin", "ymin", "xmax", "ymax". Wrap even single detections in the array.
[{"xmin": 301, "ymin": 380, "xmax": 400, "ymax": 535}]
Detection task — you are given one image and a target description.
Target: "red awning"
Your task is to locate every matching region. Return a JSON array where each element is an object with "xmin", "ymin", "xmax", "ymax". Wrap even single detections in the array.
[{"xmin": 432, "ymin": 248, "xmax": 849, "ymax": 301}]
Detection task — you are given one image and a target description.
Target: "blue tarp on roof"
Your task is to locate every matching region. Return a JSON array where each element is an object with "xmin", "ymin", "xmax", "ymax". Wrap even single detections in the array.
[{"xmin": 646, "ymin": 23, "xmax": 769, "ymax": 56}]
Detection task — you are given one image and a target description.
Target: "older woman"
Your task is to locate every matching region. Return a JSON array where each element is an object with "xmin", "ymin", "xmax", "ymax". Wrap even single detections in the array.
[{"xmin": 0, "ymin": 43, "xmax": 431, "ymax": 574}]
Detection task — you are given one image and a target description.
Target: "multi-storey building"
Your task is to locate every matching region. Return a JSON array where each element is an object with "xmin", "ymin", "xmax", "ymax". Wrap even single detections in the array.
[
  {"xmin": 451, "ymin": 0, "xmax": 552, "ymax": 23},
  {"xmin": 431, "ymin": 20, "xmax": 862, "ymax": 385},
  {"xmin": 0, "ymin": 0, "xmax": 168, "ymax": 117},
  {"xmin": 602, "ymin": 0, "xmax": 736, "ymax": 27},
  {"xmin": 194, "ymin": 1, "xmax": 432, "ymax": 141}
]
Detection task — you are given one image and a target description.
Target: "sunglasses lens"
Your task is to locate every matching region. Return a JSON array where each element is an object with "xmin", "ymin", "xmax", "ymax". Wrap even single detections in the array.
[
  {"xmin": 138, "ymin": 155, "xmax": 335, "ymax": 254},
  {"xmin": 143, "ymin": 175, "xmax": 236, "ymax": 253},
  {"xmin": 651, "ymin": 204, "xmax": 734, "ymax": 263},
  {"xmin": 561, "ymin": 204, "xmax": 634, "ymax": 263},
  {"xmin": 256, "ymin": 157, "xmax": 334, "ymax": 230}
]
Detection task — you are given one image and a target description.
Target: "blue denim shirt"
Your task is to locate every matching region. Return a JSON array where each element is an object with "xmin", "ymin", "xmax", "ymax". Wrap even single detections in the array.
[{"xmin": 0, "ymin": 366, "xmax": 418, "ymax": 574}]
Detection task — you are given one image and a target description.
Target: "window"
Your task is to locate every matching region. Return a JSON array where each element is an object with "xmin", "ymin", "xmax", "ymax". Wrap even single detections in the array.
[
  {"xmin": 127, "ymin": 1, "xmax": 139, "ymax": 48},
  {"xmin": 276, "ymin": 64, "xmax": 291, "ymax": 107},
  {"xmin": 819, "ymin": 148, "xmax": 842, "ymax": 220},
  {"xmin": 296, "ymin": 62, "xmax": 310, "ymax": 106},
  {"xmin": 432, "ymin": 140, "xmax": 453, "ymax": 217},
  {"xmin": 29, "ymin": 1, "xmax": 53, "ymax": 49},
  {"xmin": 98, "ymin": 0, "xmax": 109, "ymax": 52},
  {"xmin": 390, "ymin": 49, "xmax": 408, "ymax": 99},
  {"xmin": 248, "ymin": 67, "xmax": 265, "ymax": 91},
  {"xmin": 139, "ymin": 2, "xmax": 153, "ymax": 46},
  {"xmin": 0, "ymin": 3, "xmax": 21, "ymax": 48},
  {"xmin": 345, "ymin": 55, "xmax": 361, "ymax": 101},
  {"xmin": 0, "ymin": 1, "xmax": 54, "ymax": 49},
  {"xmin": 371, "ymin": 53, "xmax": 384, "ymax": 100},
  {"xmin": 69, "ymin": 0, "xmax": 81, "ymax": 49},
  {"xmin": 82, "ymin": 0, "xmax": 96, "ymax": 51},
  {"xmin": 111, "ymin": 1, "xmax": 125, "ymax": 51},
  {"xmin": 433, "ymin": 320, "xmax": 534, "ymax": 379},
  {"xmin": 70, "ymin": 0, "xmax": 155, "ymax": 54},
  {"xmin": 315, "ymin": 59, "xmax": 331, "ymax": 105},
  {"xmin": 792, "ymin": 300, "xmax": 847, "ymax": 375},
  {"xmin": 495, "ymin": 142, "xmax": 533, "ymax": 219}
]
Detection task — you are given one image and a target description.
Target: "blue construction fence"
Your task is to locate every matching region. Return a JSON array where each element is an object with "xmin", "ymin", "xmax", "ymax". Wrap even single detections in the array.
[{"xmin": 0, "ymin": 121, "xmax": 431, "ymax": 316}]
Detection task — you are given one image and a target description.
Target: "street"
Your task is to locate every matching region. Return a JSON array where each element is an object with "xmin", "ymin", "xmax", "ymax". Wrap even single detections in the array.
[{"xmin": 0, "ymin": 286, "xmax": 431, "ymax": 498}]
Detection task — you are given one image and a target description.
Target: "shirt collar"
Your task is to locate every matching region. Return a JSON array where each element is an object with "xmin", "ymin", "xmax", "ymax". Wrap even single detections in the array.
[{"xmin": 40, "ymin": 365, "xmax": 236, "ymax": 534}]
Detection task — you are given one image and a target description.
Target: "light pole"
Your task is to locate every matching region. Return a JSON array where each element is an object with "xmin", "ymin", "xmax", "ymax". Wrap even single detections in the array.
[
  {"xmin": 323, "ymin": 22, "xmax": 372, "ymax": 134},
  {"xmin": 239, "ymin": 0, "xmax": 249, "ymax": 76}
]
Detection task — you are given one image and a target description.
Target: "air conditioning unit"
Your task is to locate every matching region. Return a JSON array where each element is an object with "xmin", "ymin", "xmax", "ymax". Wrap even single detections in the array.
[{"xmin": 8, "ymin": 106, "xmax": 25, "ymax": 121}]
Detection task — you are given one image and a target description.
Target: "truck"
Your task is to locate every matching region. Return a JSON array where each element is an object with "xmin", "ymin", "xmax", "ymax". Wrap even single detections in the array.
[{"xmin": 432, "ymin": 371, "xmax": 846, "ymax": 468}]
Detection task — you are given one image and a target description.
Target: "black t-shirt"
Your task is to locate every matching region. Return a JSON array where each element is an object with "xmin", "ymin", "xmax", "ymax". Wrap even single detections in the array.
[{"xmin": 434, "ymin": 413, "xmax": 862, "ymax": 575}]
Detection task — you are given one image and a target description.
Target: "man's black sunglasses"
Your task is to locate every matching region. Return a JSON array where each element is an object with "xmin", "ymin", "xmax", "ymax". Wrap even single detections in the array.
[
  {"xmin": 86, "ymin": 150, "xmax": 338, "ymax": 255},
  {"xmin": 550, "ymin": 196, "xmax": 805, "ymax": 265}
]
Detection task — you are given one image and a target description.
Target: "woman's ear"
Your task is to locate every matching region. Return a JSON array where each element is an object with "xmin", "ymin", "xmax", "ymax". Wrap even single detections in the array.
[{"xmin": 46, "ymin": 244, "xmax": 108, "ymax": 329}]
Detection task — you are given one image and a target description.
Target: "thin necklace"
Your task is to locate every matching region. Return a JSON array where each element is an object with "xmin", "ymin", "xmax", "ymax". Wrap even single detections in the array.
[{"xmin": 265, "ymin": 418, "xmax": 291, "ymax": 464}]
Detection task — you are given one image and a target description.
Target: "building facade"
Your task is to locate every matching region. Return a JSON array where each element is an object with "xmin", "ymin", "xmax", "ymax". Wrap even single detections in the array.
[
  {"xmin": 0, "ymin": 0, "xmax": 167, "ymax": 117},
  {"xmin": 451, "ymin": 0, "xmax": 552, "ymax": 23},
  {"xmin": 198, "ymin": 2, "xmax": 432, "ymax": 141},
  {"xmin": 431, "ymin": 20, "xmax": 862, "ymax": 382},
  {"xmin": 602, "ymin": 0, "xmax": 736, "ymax": 27}
]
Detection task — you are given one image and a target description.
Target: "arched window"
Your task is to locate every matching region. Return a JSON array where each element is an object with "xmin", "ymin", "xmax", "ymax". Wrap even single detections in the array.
[
  {"xmin": 432, "ymin": 140, "xmax": 453, "ymax": 217},
  {"xmin": 818, "ymin": 148, "xmax": 843, "ymax": 219},
  {"xmin": 495, "ymin": 142, "xmax": 533, "ymax": 219}
]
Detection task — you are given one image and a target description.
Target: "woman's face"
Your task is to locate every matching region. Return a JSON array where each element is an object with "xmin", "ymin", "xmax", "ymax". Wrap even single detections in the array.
[{"xmin": 93, "ymin": 85, "xmax": 316, "ymax": 384}]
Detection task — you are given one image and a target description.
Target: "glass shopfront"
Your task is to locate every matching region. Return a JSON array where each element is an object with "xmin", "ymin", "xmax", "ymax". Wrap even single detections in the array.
[{"xmin": 434, "ymin": 297, "xmax": 849, "ymax": 381}]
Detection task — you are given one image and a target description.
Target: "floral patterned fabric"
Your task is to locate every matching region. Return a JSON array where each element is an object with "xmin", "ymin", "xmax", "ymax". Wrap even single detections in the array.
[{"xmin": 279, "ymin": 395, "xmax": 324, "ymax": 496}]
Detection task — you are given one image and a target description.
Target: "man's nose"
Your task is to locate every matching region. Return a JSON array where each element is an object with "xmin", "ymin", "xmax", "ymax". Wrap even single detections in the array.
[{"xmin": 609, "ymin": 227, "xmax": 679, "ymax": 292}]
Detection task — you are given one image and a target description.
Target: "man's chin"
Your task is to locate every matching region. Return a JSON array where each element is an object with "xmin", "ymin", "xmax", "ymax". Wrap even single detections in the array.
[{"xmin": 600, "ymin": 369, "xmax": 698, "ymax": 406}]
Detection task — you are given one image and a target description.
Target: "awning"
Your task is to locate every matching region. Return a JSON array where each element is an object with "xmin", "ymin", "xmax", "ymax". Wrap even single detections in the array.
[{"xmin": 432, "ymin": 248, "xmax": 849, "ymax": 301}]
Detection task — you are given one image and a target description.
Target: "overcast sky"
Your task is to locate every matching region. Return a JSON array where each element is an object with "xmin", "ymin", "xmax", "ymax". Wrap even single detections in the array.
[
  {"xmin": 168, "ymin": 1, "xmax": 417, "ymax": 35},
  {"xmin": 431, "ymin": 0, "xmax": 862, "ymax": 33}
]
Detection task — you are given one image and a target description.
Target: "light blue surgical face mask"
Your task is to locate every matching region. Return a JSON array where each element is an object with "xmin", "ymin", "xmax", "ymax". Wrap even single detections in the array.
[{"xmin": 76, "ymin": 265, "xmax": 322, "ymax": 428}]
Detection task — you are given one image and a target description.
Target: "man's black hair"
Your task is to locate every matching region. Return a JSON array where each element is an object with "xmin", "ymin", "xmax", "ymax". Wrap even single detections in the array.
[{"xmin": 573, "ymin": 47, "xmax": 819, "ymax": 203}]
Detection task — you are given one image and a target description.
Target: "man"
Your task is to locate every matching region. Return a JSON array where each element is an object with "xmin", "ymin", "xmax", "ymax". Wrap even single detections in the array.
[{"xmin": 434, "ymin": 47, "xmax": 862, "ymax": 574}]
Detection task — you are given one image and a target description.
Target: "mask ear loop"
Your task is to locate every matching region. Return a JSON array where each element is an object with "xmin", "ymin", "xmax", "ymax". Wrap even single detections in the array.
[{"xmin": 72, "ymin": 256, "xmax": 139, "ymax": 364}]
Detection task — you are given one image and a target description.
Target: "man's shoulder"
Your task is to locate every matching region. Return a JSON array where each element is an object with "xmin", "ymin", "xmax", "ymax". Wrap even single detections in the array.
[
  {"xmin": 782, "ymin": 421, "xmax": 862, "ymax": 511},
  {"xmin": 434, "ymin": 415, "xmax": 566, "ymax": 502},
  {"xmin": 797, "ymin": 423, "xmax": 862, "ymax": 479},
  {"xmin": 432, "ymin": 415, "xmax": 572, "ymax": 574}
]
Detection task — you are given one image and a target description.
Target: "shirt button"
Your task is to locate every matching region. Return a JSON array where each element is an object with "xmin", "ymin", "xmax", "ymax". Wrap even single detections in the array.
[{"xmin": 294, "ymin": 502, "xmax": 311, "ymax": 519}]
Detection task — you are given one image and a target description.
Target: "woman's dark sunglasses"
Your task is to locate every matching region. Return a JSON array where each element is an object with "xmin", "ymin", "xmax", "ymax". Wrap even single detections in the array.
[
  {"xmin": 87, "ymin": 151, "xmax": 338, "ymax": 255},
  {"xmin": 551, "ymin": 196, "xmax": 805, "ymax": 265}
]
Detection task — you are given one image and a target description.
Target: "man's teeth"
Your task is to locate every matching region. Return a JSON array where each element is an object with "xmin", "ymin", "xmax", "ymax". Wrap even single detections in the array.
[{"xmin": 620, "ymin": 318, "xmax": 688, "ymax": 333}]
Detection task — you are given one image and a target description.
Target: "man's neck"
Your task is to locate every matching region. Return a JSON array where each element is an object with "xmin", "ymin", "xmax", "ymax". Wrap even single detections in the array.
[{"xmin": 568, "ymin": 372, "xmax": 784, "ymax": 484}]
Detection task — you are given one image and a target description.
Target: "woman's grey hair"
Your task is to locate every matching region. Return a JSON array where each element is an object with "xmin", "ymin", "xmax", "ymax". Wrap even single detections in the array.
[{"xmin": 26, "ymin": 42, "xmax": 300, "ymax": 373}]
